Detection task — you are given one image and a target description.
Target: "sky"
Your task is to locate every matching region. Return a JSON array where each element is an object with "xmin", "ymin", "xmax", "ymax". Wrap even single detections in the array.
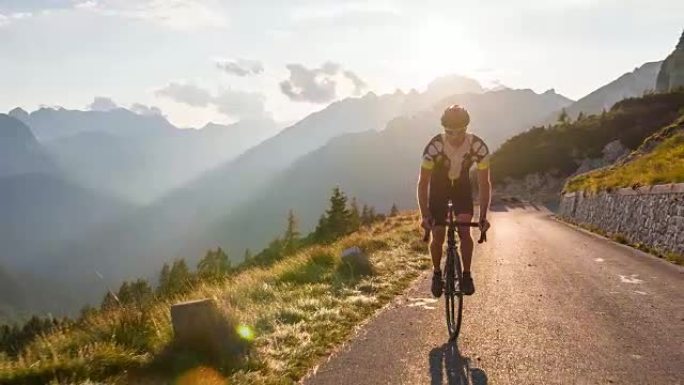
[{"xmin": 0, "ymin": 0, "xmax": 682, "ymax": 128}]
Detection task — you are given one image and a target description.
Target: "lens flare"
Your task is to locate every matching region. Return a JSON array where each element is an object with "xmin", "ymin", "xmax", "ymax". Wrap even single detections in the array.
[
  {"xmin": 175, "ymin": 366, "xmax": 226, "ymax": 385},
  {"xmin": 236, "ymin": 324, "xmax": 255, "ymax": 341}
]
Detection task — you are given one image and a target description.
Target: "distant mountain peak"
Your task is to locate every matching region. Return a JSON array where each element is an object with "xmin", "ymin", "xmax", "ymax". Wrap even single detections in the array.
[
  {"xmin": 425, "ymin": 74, "xmax": 484, "ymax": 96},
  {"xmin": 8, "ymin": 107, "xmax": 29, "ymax": 123}
]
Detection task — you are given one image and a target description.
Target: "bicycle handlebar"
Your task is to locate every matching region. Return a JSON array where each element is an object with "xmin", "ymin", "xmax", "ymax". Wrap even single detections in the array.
[{"xmin": 422, "ymin": 222, "xmax": 487, "ymax": 244}]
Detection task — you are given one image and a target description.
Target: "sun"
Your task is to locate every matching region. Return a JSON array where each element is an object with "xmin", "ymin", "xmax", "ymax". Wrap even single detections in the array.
[{"xmin": 409, "ymin": 19, "xmax": 484, "ymax": 84}]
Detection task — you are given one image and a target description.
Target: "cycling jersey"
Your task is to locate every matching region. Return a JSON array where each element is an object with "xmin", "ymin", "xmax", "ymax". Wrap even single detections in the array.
[{"xmin": 421, "ymin": 133, "xmax": 490, "ymax": 223}]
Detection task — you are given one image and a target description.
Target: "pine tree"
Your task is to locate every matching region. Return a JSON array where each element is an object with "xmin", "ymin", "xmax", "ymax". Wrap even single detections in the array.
[
  {"xmin": 389, "ymin": 203, "xmax": 399, "ymax": 217},
  {"xmin": 128, "ymin": 278, "xmax": 153, "ymax": 306},
  {"xmin": 349, "ymin": 197, "xmax": 361, "ymax": 231},
  {"xmin": 168, "ymin": 259, "xmax": 192, "ymax": 294},
  {"xmin": 557, "ymin": 108, "xmax": 568, "ymax": 124},
  {"xmin": 361, "ymin": 204, "xmax": 371, "ymax": 226},
  {"xmin": 368, "ymin": 206, "xmax": 376, "ymax": 223},
  {"xmin": 314, "ymin": 187, "xmax": 353, "ymax": 242},
  {"xmin": 116, "ymin": 281, "xmax": 133, "ymax": 305},
  {"xmin": 576, "ymin": 111, "xmax": 585, "ymax": 121},
  {"xmin": 282, "ymin": 210, "xmax": 301, "ymax": 254},
  {"xmin": 157, "ymin": 263, "xmax": 171, "ymax": 295},
  {"xmin": 101, "ymin": 291, "xmax": 119, "ymax": 310},
  {"xmin": 244, "ymin": 248, "xmax": 253, "ymax": 262},
  {"xmin": 197, "ymin": 248, "xmax": 232, "ymax": 280}
]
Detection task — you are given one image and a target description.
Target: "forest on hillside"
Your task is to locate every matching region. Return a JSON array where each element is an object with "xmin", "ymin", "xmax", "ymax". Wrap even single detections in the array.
[{"xmin": 490, "ymin": 90, "xmax": 684, "ymax": 183}]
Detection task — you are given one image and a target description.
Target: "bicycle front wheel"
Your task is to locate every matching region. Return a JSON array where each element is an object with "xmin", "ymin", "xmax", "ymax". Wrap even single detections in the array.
[{"xmin": 444, "ymin": 248, "xmax": 464, "ymax": 341}]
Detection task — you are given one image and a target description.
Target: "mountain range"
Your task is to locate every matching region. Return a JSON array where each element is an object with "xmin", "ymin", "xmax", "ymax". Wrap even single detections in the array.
[
  {"xmin": 545, "ymin": 61, "xmax": 662, "ymax": 123},
  {"xmin": 1, "ymin": 56, "xmax": 673, "ymax": 318}
]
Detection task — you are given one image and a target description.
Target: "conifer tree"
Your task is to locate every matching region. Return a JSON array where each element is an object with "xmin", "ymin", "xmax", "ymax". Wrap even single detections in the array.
[
  {"xmin": 557, "ymin": 108, "xmax": 568, "ymax": 124},
  {"xmin": 282, "ymin": 210, "xmax": 301, "ymax": 254},
  {"xmin": 101, "ymin": 291, "xmax": 119, "ymax": 310},
  {"xmin": 197, "ymin": 248, "xmax": 232, "ymax": 280},
  {"xmin": 116, "ymin": 281, "xmax": 133, "ymax": 305},
  {"xmin": 128, "ymin": 278, "xmax": 153, "ymax": 306},
  {"xmin": 157, "ymin": 263, "xmax": 171, "ymax": 295},
  {"xmin": 389, "ymin": 203, "xmax": 399, "ymax": 217},
  {"xmin": 349, "ymin": 197, "xmax": 361, "ymax": 230},
  {"xmin": 361, "ymin": 204, "xmax": 371, "ymax": 226},
  {"xmin": 168, "ymin": 259, "xmax": 191, "ymax": 294},
  {"xmin": 314, "ymin": 186, "xmax": 352, "ymax": 242}
]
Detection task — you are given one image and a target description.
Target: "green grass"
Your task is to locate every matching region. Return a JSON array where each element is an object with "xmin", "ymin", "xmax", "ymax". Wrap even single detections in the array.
[
  {"xmin": 0, "ymin": 214, "xmax": 430, "ymax": 384},
  {"xmin": 565, "ymin": 116, "xmax": 684, "ymax": 192}
]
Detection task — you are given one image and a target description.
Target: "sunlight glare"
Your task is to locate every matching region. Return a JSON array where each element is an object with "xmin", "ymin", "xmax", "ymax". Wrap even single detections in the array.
[{"xmin": 409, "ymin": 19, "xmax": 484, "ymax": 84}]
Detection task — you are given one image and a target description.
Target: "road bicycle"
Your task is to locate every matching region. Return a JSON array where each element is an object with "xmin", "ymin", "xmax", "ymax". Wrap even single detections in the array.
[{"xmin": 423, "ymin": 202, "xmax": 487, "ymax": 341}]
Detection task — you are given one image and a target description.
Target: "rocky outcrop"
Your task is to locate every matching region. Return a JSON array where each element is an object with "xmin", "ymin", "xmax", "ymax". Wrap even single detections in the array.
[
  {"xmin": 559, "ymin": 184, "xmax": 684, "ymax": 256},
  {"xmin": 656, "ymin": 30, "xmax": 684, "ymax": 92}
]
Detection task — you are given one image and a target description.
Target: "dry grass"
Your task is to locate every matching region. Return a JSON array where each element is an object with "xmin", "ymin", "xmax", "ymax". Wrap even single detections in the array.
[
  {"xmin": 565, "ymin": 117, "xmax": 684, "ymax": 192},
  {"xmin": 0, "ymin": 214, "xmax": 430, "ymax": 384}
]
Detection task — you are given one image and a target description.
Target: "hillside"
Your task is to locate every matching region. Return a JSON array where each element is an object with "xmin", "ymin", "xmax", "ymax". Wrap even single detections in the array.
[
  {"xmin": 0, "ymin": 211, "xmax": 429, "ymax": 384},
  {"xmin": 0, "ymin": 115, "xmax": 53, "ymax": 177},
  {"xmin": 545, "ymin": 61, "xmax": 661, "ymax": 122},
  {"xmin": 202, "ymin": 87, "xmax": 570, "ymax": 256},
  {"xmin": 23, "ymin": 85, "xmax": 572, "ymax": 311},
  {"xmin": 491, "ymin": 90, "xmax": 684, "ymax": 189},
  {"xmin": 19, "ymin": 79, "xmax": 489, "ymax": 310},
  {"xmin": 565, "ymin": 114, "xmax": 684, "ymax": 192}
]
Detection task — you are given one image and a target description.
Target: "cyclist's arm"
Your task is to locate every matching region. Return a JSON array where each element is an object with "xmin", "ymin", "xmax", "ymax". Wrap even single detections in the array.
[
  {"xmin": 417, "ymin": 166, "xmax": 431, "ymax": 219},
  {"xmin": 477, "ymin": 167, "xmax": 491, "ymax": 221}
]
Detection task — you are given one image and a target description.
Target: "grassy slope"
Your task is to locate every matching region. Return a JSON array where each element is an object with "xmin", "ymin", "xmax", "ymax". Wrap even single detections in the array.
[
  {"xmin": 0, "ymin": 214, "xmax": 430, "ymax": 384},
  {"xmin": 565, "ymin": 115, "xmax": 684, "ymax": 192}
]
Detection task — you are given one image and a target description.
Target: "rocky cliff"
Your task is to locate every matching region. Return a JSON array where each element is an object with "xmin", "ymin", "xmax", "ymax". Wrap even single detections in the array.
[{"xmin": 656, "ymin": 30, "xmax": 684, "ymax": 92}]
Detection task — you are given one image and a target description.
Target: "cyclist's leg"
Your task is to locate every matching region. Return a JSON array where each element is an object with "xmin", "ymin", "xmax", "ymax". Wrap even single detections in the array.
[
  {"xmin": 430, "ymin": 225, "xmax": 446, "ymax": 271},
  {"xmin": 429, "ymin": 190, "xmax": 448, "ymax": 272}
]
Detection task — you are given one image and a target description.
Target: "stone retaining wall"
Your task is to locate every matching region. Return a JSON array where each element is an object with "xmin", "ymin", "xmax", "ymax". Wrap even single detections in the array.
[{"xmin": 558, "ymin": 183, "xmax": 684, "ymax": 256}]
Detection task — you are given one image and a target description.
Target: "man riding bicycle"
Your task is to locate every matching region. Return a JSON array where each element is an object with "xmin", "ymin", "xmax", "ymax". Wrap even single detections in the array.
[{"xmin": 417, "ymin": 105, "xmax": 491, "ymax": 297}]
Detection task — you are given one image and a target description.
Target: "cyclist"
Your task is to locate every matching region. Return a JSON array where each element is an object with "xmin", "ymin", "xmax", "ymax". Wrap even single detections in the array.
[{"xmin": 417, "ymin": 105, "xmax": 491, "ymax": 297}]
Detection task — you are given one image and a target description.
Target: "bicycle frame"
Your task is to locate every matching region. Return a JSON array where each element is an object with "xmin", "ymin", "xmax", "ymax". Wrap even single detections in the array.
[{"xmin": 422, "ymin": 201, "xmax": 486, "ymax": 341}]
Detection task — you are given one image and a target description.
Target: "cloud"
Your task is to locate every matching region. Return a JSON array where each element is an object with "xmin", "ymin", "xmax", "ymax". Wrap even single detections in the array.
[
  {"xmin": 290, "ymin": 2, "xmax": 401, "ymax": 22},
  {"xmin": 74, "ymin": 0, "xmax": 228, "ymax": 30},
  {"xmin": 130, "ymin": 103, "xmax": 163, "ymax": 116},
  {"xmin": 216, "ymin": 59, "xmax": 264, "ymax": 77},
  {"xmin": 343, "ymin": 70, "xmax": 367, "ymax": 95},
  {"xmin": 155, "ymin": 83, "xmax": 213, "ymax": 107},
  {"xmin": 155, "ymin": 82, "xmax": 267, "ymax": 120},
  {"xmin": 88, "ymin": 96, "xmax": 119, "ymax": 111},
  {"xmin": 279, "ymin": 62, "xmax": 367, "ymax": 103},
  {"xmin": 0, "ymin": 11, "xmax": 34, "ymax": 27}
]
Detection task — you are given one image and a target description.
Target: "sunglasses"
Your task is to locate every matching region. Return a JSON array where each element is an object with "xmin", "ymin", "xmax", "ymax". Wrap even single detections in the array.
[{"xmin": 444, "ymin": 127, "xmax": 467, "ymax": 136}]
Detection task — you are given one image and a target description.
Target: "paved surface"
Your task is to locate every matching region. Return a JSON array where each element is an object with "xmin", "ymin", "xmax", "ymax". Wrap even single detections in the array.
[{"xmin": 303, "ymin": 207, "xmax": 684, "ymax": 385}]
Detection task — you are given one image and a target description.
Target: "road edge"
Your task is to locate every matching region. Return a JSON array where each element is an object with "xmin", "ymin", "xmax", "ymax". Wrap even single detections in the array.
[{"xmin": 550, "ymin": 214, "xmax": 684, "ymax": 272}]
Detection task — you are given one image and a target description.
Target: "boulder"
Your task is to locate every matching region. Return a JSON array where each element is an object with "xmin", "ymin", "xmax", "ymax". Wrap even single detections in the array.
[
  {"xmin": 170, "ymin": 298, "xmax": 246, "ymax": 358},
  {"xmin": 340, "ymin": 246, "xmax": 373, "ymax": 276}
]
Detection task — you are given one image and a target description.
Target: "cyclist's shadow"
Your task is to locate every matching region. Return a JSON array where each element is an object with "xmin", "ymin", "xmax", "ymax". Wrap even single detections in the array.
[{"xmin": 429, "ymin": 341, "xmax": 488, "ymax": 385}]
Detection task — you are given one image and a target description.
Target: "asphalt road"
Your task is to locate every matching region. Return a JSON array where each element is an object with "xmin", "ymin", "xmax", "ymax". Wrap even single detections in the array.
[{"xmin": 303, "ymin": 207, "xmax": 684, "ymax": 385}]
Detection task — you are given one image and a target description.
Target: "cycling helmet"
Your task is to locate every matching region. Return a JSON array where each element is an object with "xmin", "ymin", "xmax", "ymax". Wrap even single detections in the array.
[{"xmin": 441, "ymin": 105, "xmax": 470, "ymax": 129}]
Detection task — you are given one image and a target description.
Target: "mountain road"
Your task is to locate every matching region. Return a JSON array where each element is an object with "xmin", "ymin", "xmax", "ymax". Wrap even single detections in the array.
[{"xmin": 303, "ymin": 206, "xmax": 684, "ymax": 385}]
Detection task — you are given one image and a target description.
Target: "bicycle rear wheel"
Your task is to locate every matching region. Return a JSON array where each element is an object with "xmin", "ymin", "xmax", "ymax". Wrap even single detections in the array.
[{"xmin": 444, "ymin": 247, "xmax": 463, "ymax": 341}]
